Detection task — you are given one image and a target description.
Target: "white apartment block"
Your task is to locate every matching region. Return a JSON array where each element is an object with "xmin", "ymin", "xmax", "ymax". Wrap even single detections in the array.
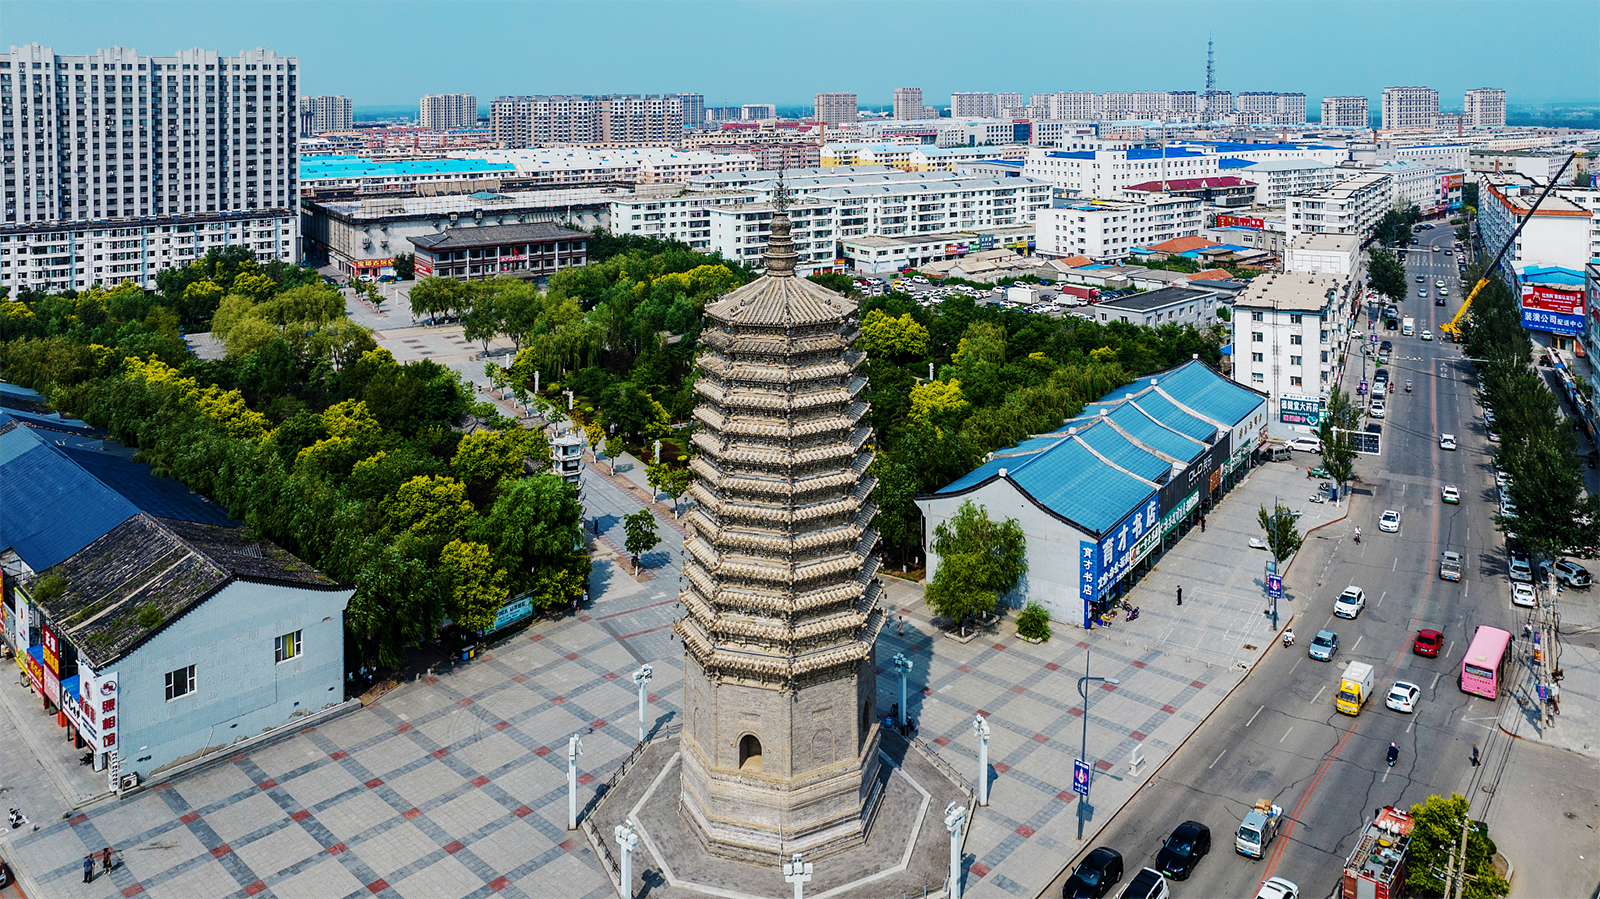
[
  {"xmin": 1035, "ymin": 195, "xmax": 1203, "ymax": 262},
  {"xmin": 1375, "ymin": 142, "xmax": 1469, "ymax": 171},
  {"xmin": 996, "ymin": 93, "xmax": 1025, "ymax": 117},
  {"xmin": 1463, "ymin": 88, "xmax": 1506, "ymax": 129},
  {"xmin": 893, "ymin": 88, "xmax": 922, "ymax": 120},
  {"xmin": 1284, "ymin": 172, "xmax": 1394, "ymax": 244},
  {"xmin": 1231, "ymin": 273, "xmax": 1356, "ymax": 423},
  {"xmin": 1, "ymin": 44, "xmax": 299, "ymax": 293},
  {"xmin": 951, "ymin": 92, "xmax": 998, "ymax": 117},
  {"xmin": 1233, "ymin": 92, "xmax": 1307, "ymax": 125},
  {"xmin": 1203, "ymin": 91, "xmax": 1233, "ymax": 120},
  {"xmin": 465, "ymin": 147, "xmax": 756, "ymax": 185},
  {"xmin": 489, "ymin": 94, "xmax": 685, "ymax": 148},
  {"xmin": 1478, "ymin": 174, "xmax": 1600, "ymax": 290},
  {"xmin": 709, "ymin": 201, "xmax": 835, "ymax": 271},
  {"xmin": 419, "ymin": 93, "xmax": 478, "ymax": 130},
  {"xmin": 1375, "ymin": 160, "xmax": 1465, "ymax": 215},
  {"xmin": 303, "ymin": 95, "xmax": 351, "ymax": 134},
  {"xmin": 1283, "ymin": 233, "xmax": 1360, "ymax": 276},
  {"xmin": 1381, "ymin": 86, "xmax": 1439, "ymax": 131},
  {"xmin": 813, "ymin": 93, "xmax": 857, "ymax": 126},
  {"xmin": 1023, "ymin": 147, "xmax": 1221, "ymax": 199},
  {"xmin": 1320, "ymin": 96, "xmax": 1369, "ymax": 128},
  {"xmin": 741, "ymin": 104, "xmax": 776, "ymax": 121},
  {"xmin": 1232, "ymin": 160, "xmax": 1345, "ymax": 206}
]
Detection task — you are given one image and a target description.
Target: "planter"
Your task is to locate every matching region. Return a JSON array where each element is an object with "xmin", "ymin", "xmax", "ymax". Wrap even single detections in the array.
[
  {"xmin": 943, "ymin": 629, "xmax": 982, "ymax": 645},
  {"xmin": 1018, "ymin": 635, "xmax": 1046, "ymax": 645}
]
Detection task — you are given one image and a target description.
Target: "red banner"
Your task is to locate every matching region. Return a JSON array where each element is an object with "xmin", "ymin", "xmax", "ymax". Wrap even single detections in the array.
[
  {"xmin": 1523, "ymin": 284, "xmax": 1582, "ymax": 316},
  {"xmin": 1443, "ymin": 173, "xmax": 1465, "ymax": 189},
  {"xmin": 41, "ymin": 622, "xmax": 59, "ymax": 676},
  {"xmin": 1218, "ymin": 214, "xmax": 1265, "ymax": 230}
]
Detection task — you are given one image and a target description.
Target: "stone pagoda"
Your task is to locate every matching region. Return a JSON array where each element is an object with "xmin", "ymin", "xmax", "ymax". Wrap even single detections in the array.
[{"xmin": 674, "ymin": 188, "xmax": 885, "ymax": 862}]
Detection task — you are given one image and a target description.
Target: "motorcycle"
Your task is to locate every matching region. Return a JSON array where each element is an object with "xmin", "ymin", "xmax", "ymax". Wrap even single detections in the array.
[
  {"xmin": 1387, "ymin": 743, "xmax": 1399, "ymax": 767},
  {"xmin": 1354, "ymin": 527, "xmax": 1362, "ymax": 544},
  {"xmin": 1308, "ymin": 494, "xmax": 1326, "ymax": 504},
  {"xmin": 1282, "ymin": 630, "xmax": 1295, "ymax": 648},
  {"xmin": 1125, "ymin": 607, "xmax": 1140, "ymax": 622},
  {"xmin": 1405, "ymin": 380, "xmax": 1413, "ymax": 393}
]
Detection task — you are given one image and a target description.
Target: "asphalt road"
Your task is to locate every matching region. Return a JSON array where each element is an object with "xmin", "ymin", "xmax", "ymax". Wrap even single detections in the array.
[{"xmin": 1044, "ymin": 226, "xmax": 1571, "ymax": 899}]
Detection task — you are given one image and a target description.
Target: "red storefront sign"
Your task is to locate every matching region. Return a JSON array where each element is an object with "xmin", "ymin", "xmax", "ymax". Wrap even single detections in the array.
[
  {"xmin": 98, "ymin": 673, "xmax": 119, "ymax": 750},
  {"xmin": 415, "ymin": 257, "xmax": 434, "ymax": 276},
  {"xmin": 1217, "ymin": 214, "xmax": 1266, "ymax": 230},
  {"xmin": 1523, "ymin": 284, "xmax": 1582, "ymax": 316},
  {"xmin": 41, "ymin": 622, "xmax": 60, "ymax": 675}
]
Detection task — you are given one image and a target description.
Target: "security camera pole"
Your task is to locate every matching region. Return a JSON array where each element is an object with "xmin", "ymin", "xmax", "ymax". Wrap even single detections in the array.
[
  {"xmin": 632, "ymin": 664, "xmax": 654, "ymax": 743},
  {"xmin": 567, "ymin": 732, "xmax": 584, "ymax": 830},
  {"xmin": 973, "ymin": 715, "xmax": 991, "ymax": 806}
]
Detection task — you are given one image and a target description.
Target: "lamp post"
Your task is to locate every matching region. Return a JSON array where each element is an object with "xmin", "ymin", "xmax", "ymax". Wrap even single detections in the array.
[
  {"xmin": 1077, "ymin": 647, "xmax": 1121, "ymax": 798},
  {"xmin": 973, "ymin": 715, "xmax": 991, "ymax": 807},
  {"xmin": 612, "ymin": 820, "xmax": 638, "ymax": 899},
  {"xmin": 892, "ymin": 653, "xmax": 912, "ymax": 727},
  {"xmin": 782, "ymin": 852, "xmax": 813, "ymax": 899},
  {"xmin": 944, "ymin": 801, "xmax": 968, "ymax": 899},
  {"xmin": 632, "ymin": 664, "xmax": 654, "ymax": 744},
  {"xmin": 567, "ymin": 732, "xmax": 584, "ymax": 830}
]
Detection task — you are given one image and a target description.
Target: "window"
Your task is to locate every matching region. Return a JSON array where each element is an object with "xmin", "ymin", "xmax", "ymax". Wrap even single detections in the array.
[
  {"xmin": 165, "ymin": 665, "xmax": 195, "ymax": 700},
  {"xmin": 1252, "ymin": 332, "xmax": 1264, "ymax": 342},
  {"xmin": 1290, "ymin": 376, "xmax": 1303, "ymax": 387},
  {"xmin": 1290, "ymin": 355, "xmax": 1303, "ymax": 366},
  {"xmin": 1290, "ymin": 334, "xmax": 1302, "ymax": 345},
  {"xmin": 1251, "ymin": 352, "xmax": 1264, "ymax": 363},
  {"xmin": 1252, "ymin": 311, "xmax": 1264, "ymax": 322},
  {"xmin": 1290, "ymin": 314, "xmax": 1303, "ymax": 324},
  {"xmin": 1252, "ymin": 373, "xmax": 1265, "ymax": 384},
  {"xmin": 275, "ymin": 630, "xmax": 302, "ymax": 663}
]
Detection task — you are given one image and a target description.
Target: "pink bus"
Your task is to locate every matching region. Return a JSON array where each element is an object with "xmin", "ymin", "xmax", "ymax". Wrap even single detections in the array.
[{"xmin": 1460, "ymin": 625, "xmax": 1512, "ymax": 699}]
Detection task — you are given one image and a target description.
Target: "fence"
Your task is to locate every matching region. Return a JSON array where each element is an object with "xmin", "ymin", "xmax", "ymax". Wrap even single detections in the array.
[{"xmin": 578, "ymin": 720, "xmax": 684, "ymax": 891}]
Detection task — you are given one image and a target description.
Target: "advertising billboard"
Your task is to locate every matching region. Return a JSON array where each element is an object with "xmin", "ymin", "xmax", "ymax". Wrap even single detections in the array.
[
  {"xmin": 97, "ymin": 672, "xmax": 119, "ymax": 751},
  {"xmin": 1158, "ymin": 434, "xmax": 1231, "ymax": 519},
  {"xmin": 1217, "ymin": 214, "xmax": 1266, "ymax": 230},
  {"xmin": 1280, "ymin": 394, "xmax": 1323, "ymax": 426},
  {"xmin": 1522, "ymin": 308, "xmax": 1584, "ymax": 336},
  {"xmin": 1097, "ymin": 493, "xmax": 1161, "ymax": 598},
  {"xmin": 41, "ymin": 621, "xmax": 59, "ymax": 675},
  {"xmin": 1522, "ymin": 284, "xmax": 1584, "ymax": 336}
]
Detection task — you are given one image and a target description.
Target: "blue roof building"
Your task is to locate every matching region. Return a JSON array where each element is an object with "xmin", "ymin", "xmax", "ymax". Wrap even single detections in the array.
[{"xmin": 917, "ymin": 360, "xmax": 1267, "ymax": 623}]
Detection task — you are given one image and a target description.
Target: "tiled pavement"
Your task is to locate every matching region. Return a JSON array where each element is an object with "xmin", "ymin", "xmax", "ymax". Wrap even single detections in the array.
[{"xmin": 0, "ymin": 452, "xmax": 1342, "ymax": 899}]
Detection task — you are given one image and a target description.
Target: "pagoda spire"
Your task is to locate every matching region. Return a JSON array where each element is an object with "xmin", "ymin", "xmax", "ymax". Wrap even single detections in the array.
[{"xmin": 764, "ymin": 167, "xmax": 798, "ymax": 277}]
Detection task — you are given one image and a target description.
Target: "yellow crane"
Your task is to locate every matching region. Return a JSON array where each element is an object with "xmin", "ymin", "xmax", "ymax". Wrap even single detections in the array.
[{"xmin": 1441, "ymin": 152, "xmax": 1577, "ymax": 341}]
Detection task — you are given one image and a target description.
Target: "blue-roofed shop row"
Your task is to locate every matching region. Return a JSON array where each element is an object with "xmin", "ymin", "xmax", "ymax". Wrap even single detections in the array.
[
  {"xmin": 0, "ymin": 398, "xmax": 353, "ymax": 790},
  {"xmin": 917, "ymin": 360, "xmax": 1268, "ymax": 626}
]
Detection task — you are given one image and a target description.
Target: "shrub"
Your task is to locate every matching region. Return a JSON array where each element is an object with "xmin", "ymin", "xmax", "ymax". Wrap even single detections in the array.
[{"xmin": 1016, "ymin": 601, "xmax": 1051, "ymax": 642}]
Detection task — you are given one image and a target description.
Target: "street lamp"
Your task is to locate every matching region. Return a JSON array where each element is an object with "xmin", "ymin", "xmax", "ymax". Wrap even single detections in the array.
[
  {"xmin": 632, "ymin": 664, "xmax": 654, "ymax": 744},
  {"xmin": 613, "ymin": 820, "xmax": 638, "ymax": 899},
  {"xmin": 973, "ymin": 715, "xmax": 991, "ymax": 807},
  {"xmin": 783, "ymin": 851, "xmax": 813, "ymax": 899},
  {"xmin": 892, "ymin": 653, "xmax": 912, "ymax": 727},
  {"xmin": 567, "ymin": 731, "xmax": 584, "ymax": 830},
  {"xmin": 944, "ymin": 801, "xmax": 968, "ymax": 899},
  {"xmin": 1077, "ymin": 646, "xmax": 1121, "ymax": 800}
]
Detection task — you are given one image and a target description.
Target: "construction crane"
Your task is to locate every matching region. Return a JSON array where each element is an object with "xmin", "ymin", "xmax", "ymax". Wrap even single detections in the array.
[{"xmin": 1441, "ymin": 151, "xmax": 1577, "ymax": 341}]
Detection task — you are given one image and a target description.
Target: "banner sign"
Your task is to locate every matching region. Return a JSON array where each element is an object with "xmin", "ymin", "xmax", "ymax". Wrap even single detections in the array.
[
  {"xmin": 1217, "ymin": 214, "xmax": 1266, "ymax": 230},
  {"xmin": 1522, "ymin": 284, "xmax": 1582, "ymax": 316},
  {"xmin": 1098, "ymin": 494, "xmax": 1160, "ymax": 597},
  {"xmin": 41, "ymin": 622, "xmax": 59, "ymax": 676},
  {"xmin": 97, "ymin": 672, "xmax": 119, "ymax": 751},
  {"xmin": 487, "ymin": 594, "xmax": 534, "ymax": 633},
  {"xmin": 1280, "ymin": 394, "xmax": 1322, "ymax": 426},
  {"xmin": 1158, "ymin": 434, "xmax": 1230, "ymax": 518},
  {"xmin": 1521, "ymin": 307, "xmax": 1584, "ymax": 336},
  {"xmin": 1079, "ymin": 541, "xmax": 1098, "ymax": 628},
  {"xmin": 1159, "ymin": 490, "xmax": 1200, "ymax": 538}
]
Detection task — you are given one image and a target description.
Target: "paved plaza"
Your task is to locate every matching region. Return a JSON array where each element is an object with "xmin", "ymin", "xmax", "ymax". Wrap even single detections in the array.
[{"xmin": 0, "ymin": 440, "xmax": 1351, "ymax": 899}]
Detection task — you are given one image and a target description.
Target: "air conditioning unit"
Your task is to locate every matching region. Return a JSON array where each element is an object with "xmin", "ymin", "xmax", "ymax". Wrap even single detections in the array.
[{"xmin": 119, "ymin": 773, "xmax": 140, "ymax": 791}]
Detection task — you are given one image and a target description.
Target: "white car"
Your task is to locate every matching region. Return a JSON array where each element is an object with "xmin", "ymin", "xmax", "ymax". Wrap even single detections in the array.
[
  {"xmin": 1287, "ymin": 437, "xmax": 1323, "ymax": 453},
  {"xmin": 1441, "ymin": 485, "xmax": 1460, "ymax": 504},
  {"xmin": 1369, "ymin": 398, "xmax": 1386, "ymax": 418},
  {"xmin": 1421, "ymin": 330, "xmax": 1433, "ymax": 341},
  {"xmin": 1440, "ymin": 433, "xmax": 1457, "ymax": 450},
  {"xmin": 1379, "ymin": 510, "xmax": 1401, "ymax": 533},
  {"xmin": 1386, "ymin": 681, "xmax": 1421, "ymax": 713},
  {"xmin": 1256, "ymin": 878, "xmax": 1300, "ymax": 899},
  {"xmin": 1512, "ymin": 582, "xmax": 1537, "ymax": 608},
  {"xmin": 1334, "ymin": 586, "xmax": 1366, "ymax": 619}
]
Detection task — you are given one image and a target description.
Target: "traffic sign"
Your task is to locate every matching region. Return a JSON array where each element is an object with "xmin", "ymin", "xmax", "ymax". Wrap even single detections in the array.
[
  {"xmin": 1072, "ymin": 758, "xmax": 1091, "ymax": 796},
  {"xmin": 1267, "ymin": 575, "xmax": 1283, "ymax": 600}
]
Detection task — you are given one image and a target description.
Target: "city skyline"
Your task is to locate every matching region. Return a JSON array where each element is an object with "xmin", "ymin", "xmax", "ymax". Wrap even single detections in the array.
[{"xmin": 4, "ymin": 0, "xmax": 1594, "ymax": 108}]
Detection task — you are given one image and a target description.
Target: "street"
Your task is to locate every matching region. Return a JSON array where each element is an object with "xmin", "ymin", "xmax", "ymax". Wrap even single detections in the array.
[{"xmin": 1046, "ymin": 225, "xmax": 1600, "ymax": 897}]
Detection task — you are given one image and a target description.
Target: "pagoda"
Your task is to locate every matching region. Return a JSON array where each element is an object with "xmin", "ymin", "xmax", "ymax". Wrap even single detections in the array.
[{"xmin": 674, "ymin": 185, "xmax": 885, "ymax": 861}]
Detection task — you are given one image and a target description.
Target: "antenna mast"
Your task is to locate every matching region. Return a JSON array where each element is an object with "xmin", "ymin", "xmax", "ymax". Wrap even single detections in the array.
[{"xmin": 1204, "ymin": 35, "xmax": 1216, "ymax": 123}]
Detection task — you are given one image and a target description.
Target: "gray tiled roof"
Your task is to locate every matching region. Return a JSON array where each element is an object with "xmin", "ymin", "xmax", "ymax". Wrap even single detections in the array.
[
  {"xmin": 409, "ymin": 222, "xmax": 588, "ymax": 250},
  {"xmin": 703, "ymin": 273, "xmax": 857, "ymax": 327}
]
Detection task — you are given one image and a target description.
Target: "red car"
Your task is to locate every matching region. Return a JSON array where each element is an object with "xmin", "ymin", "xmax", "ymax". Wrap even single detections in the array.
[{"xmin": 1413, "ymin": 629, "xmax": 1444, "ymax": 657}]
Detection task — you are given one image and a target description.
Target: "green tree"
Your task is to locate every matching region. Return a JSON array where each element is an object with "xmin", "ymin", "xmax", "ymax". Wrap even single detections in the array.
[
  {"xmin": 648, "ymin": 463, "xmax": 691, "ymax": 518},
  {"xmin": 1016, "ymin": 600, "xmax": 1051, "ymax": 642},
  {"xmin": 1258, "ymin": 501, "xmax": 1303, "ymax": 567},
  {"xmin": 1367, "ymin": 247, "xmax": 1408, "ymax": 304},
  {"xmin": 623, "ymin": 509, "xmax": 660, "ymax": 574},
  {"xmin": 603, "ymin": 435, "xmax": 624, "ymax": 474},
  {"xmin": 392, "ymin": 253, "xmax": 415, "ymax": 280},
  {"xmin": 475, "ymin": 475, "xmax": 589, "ymax": 605},
  {"xmin": 1317, "ymin": 389, "xmax": 1362, "ymax": 494},
  {"xmin": 385, "ymin": 474, "xmax": 476, "ymax": 541},
  {"xmin": 438, "ymin": 539, "xmax": 508, "ymax": 634},
  {"xmin": 450, "ymin": 429, "xmax": 528, "ymax": 508},
  {"xmin": 348, "ymin": 536, "xmax": 445, "ymax": 669},
  {"xmin": 1405, "ymin": 793, "xmax": 1510, "ymax": 899},
  {"xmin": 859, "ymin": 309, "xmax": 930, "ymax": 361},
  {"xmin": 925, "ymin": 500, "xmax": 1026, "ymax": 635},
  {"xmin": 409, "ymin": 276, "xmax": 466, "ymax": 324}
]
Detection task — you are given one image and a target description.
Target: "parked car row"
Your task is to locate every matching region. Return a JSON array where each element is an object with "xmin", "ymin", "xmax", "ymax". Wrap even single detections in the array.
[{"xmin": 1065, "ymin": 824, "xmax": 1299, "ymax": 898}]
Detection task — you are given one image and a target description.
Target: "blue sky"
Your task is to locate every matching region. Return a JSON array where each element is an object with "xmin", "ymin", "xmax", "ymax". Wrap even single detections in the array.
[{"xmin": 4, "ymin": 1, "xmax": 1595, "ymax": 109}]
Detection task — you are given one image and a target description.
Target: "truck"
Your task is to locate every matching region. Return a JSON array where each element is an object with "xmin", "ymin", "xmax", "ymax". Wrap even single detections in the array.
[
  {"xmin": 1402, "ymin": 316, "xmax": 1416, "ymax": 336},
  {"xmin": 1342, "ymin": 805, "xmax": 1414, "ymax": 899},
  {"xmin": 1057, "ymin": 284, "xmax": 1100, "ymax": 304},
  {"xmin": 1335, "ymin": 661, "xmax": 1375, "ymax": 716},
  {"xmin": 1234, "ymin": 798, "xmax": 1284, "ymax": 858},
  {"xmin": 1006, "ymin": 285, "xmax": 1040, "ymax": 305},
  {"xmin": 1440, "ymin": 550, "xmax": 1463, "ymax": 582}
]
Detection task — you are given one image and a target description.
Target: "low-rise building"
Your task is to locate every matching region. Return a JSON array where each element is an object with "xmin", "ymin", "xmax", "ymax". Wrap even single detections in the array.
[
  {"xmin": 1230, "ymin": 272, "xmax": 1357, "ymax": 430},
  {"xmin": 1375, "ymin": 161, "xmax": 1465, "ymax": 216},
  {"xmin": 551, "ymin": 430, "xmax": 585, "ymax": 485},
  {"xmin": 1088, "ymin": 286, "xmax": 1224, "ymax": 328},
  {"xmin": 1284, "ymin": 234, "xmax": 1361, "ymax": 276},
  {"xmin": 840, "ymin": 228, "xmax": 1034, "ymax": 274},
  {"xmin": 1285, "ymin": 172, "xmax": 1395, "ymax": 244},
  {"xmin": 408, "ymin": 222, "xmax": 589, "ymax": 282},
  {"xmin": 1024, "ymin": 147, "xmax": 1222, "ymax": 200},
  {"xmin": 1478, "ymin": 174, "xmax": 1599, "ymax": 293},
  {"xmin": 1123, "ymin": 176, "xmax": 1257, "ymax": 208},
  {"xmin": 1226, "ymin": 159, "xmax": 1345, "ymax": 206},
  {"xmin": 0, "ymin": 414, "xmax": 353, "ymax": 786},
  {"xmin": 1035, "ymin": 195, "xmax": 1204, "ymax": 262}
]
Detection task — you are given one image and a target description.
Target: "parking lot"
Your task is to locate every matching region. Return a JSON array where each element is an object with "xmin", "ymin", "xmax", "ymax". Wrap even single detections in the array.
[{"xmin": 854, "ymin": 273, "xmax": 1116, "ymax": 320}]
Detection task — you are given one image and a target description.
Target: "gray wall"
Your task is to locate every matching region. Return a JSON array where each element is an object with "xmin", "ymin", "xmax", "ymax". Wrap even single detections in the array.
[{"xmin": 117, "ymin": 581, "xmax": 353, "ymax": 779}]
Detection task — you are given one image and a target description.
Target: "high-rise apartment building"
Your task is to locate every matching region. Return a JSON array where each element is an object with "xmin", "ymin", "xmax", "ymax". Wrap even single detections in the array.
[
  {"xmin": 1320, "ymin": 96, "xmax": 1370, "ymax": 128},
  {"xmin": 419, "ymin": 93, "xmax": 478, "ymax": 130},
  {"xmin": 1235, "ymin": 92, "xmax": 1307, "ymax": 125},
  {"xmin": 813, "ymin": 92, "xmax": 857, "ymax": 126},
  {"xmin": 1202, "ymin": 90, "xmax": 1233, "ymax": 120},
  {"xmin": 303, "ymin": 94, "xmax": 352, "ymax": 134},
  {"xmin": 740, "ymin": 104, "xmax": 776, "ymax": 121},
  {"xmin": 672, "ymin": 92, "xmax": 705, "ymax": 129},
  {"xmin": 0, "ymin": 44, "xmax": 300, "ymax": 293},
  {"xmin": 1463, "ymin": 88, "xmax": 1506, "ymax": 129},
  {"xmin": 996, "ymin": 92, "xmax": 1025, "ymax": 117},
  {"xmin": 489, "ymin": 94, "xmax": 686, "ymax": 147},
  {"xmin": 950, "ymin": 92, "xmax": 997, "ymax": 117},
  {"xmin": 1381, "ymin": 86, "xmax": 1439, "ymax": 130},
  {"xmin": 892, "ymin": 87, "xmax": 923, "ymax": 120}
]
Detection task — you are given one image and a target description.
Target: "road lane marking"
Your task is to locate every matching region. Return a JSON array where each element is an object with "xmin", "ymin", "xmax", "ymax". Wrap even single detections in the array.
[
  {"xmin": 1382, "ymin": 767, "xmax": 1391, "ymax": 783},
  {"xmin": 1353, "ymin": 635, "xmax": 1364, "ymax": 652},
  {"xmin": 1393, "ymin": 558, "xmax": 1399, "ymax": 571},
  {"xmin": 1431, "ymin": 673, "xmax": 1442, "ymax": 690},
  {"xmin": 1210, "ymin": 750, "xmax": 1226, "ymax": 770},
  {"xmin": 1291, "ymin": 659, "xmax": 1301, "ymax": 676},
  {"xmin": 1310, "ymin": 685, "xmax": 1326, "ymax": 705},
  {"xmin": 1280, "ymin": 726, "xmax": 1294, "ymax": 743},
  {"xmin": 1247, "ymin": 705, "xmax": 1264, "ymax": 727},
  {"xmin": 1464, "ymin": 581, "xmax": 1469, "ymax": 597},
  {"xmin": 1378, "ymin": 591, "xmax": 1387, "ymax": 608},
  {"xmin": 1447, "ymin": 640, "xmax": 1455, "ymax": 658},
  {"xmin": 1406, "ymin": 720, "xmax": 1415, "ymax": 734}
]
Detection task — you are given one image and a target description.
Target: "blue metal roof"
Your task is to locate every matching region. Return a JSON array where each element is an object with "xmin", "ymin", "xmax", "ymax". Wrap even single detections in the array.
[
  {"xmin": 1085, "ymin": 403, "xmax": 1208, "ymax": 462},
  {"xmin": 0, "ymin": 382, "xmax": 44, "ymax": 403},
  {"xmin": 0, "ymin": 408, "xmax": 106, "ymax": 437},
  {"xmin": 60, "ymin": 447, "xmax": 239, "ymax": 527},
  {"xmin": 1518, "ymin": 265, "xmax": 1584, "ymax": 287},
  {"xmin": 0, "ymin": 416, "xmax": 140, "ymax": 570},
  {"xmin": 1112, "ymin": 359, "xmax": 1266, "ymax": 427},
  {"xmin": 300, "ymin": 155, "xmax": 517, "ymax": 181},
  {"xmin": 1126, "ymin": 148, "xmax": 1207, "ymax": 160},
  {"xmin": 1219, "ymin": 158, "xmax": 1256, "ymax": 169}
]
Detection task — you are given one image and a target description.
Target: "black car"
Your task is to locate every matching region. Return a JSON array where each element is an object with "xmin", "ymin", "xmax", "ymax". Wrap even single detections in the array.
[
  {"xmin": 1436, "ymin": 296, "xmax": 1446, "ymax": 306},
  {"xmin": 1156, "ymin": 820, "xmax": 1211, "ymax": 880},
  {"xmin": 1064, "ymin": 847, "xmax": 1124, "ymax": 898}
]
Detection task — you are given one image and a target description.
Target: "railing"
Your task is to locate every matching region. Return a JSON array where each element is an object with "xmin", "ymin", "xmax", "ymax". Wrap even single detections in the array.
[{"xmin": 907, "ymin": 733, "xmax": 974, "ymax": 800}]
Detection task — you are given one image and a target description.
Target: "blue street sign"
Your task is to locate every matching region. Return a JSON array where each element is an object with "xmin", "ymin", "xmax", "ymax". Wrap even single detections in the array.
[
  {"xmin": 1265, "ymin": 559, "xmax": 1277, "ymax": 575},
  {"xmin": 1072, "ymin": 758, "xmax": 1092, "ymax": 796},
  {"xmin": 1267, "ymin": 575, "xmax": 1283, "ymax": 600}
]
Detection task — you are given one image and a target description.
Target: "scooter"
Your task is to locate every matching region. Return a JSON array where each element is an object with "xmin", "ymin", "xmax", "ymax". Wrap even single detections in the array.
[
  {"xmin": 7, "ymin": 808, "xmax": 23, "ymax": 830},
  {"xmin": 1405, "ymin": 380, "xmax": 1413, "ymax": 393},
  {"xmin": 1282, "ymin": 630, "xmax": 1295, "ymax": 648},
  {"xmin": 1354, "ymin": 528, "xmax": 1362, "ymax": 544},
  {"xmin": 1309, "ymin": 494, "xmax": 1326, "ymax": 504},
  {"xmin": 1125, "ymin": 607, "xmax": 1140, "ymax": 622},
  {"xmin": 1387, "ymin": 743, "xmax": 1399, "ymax": 767}
]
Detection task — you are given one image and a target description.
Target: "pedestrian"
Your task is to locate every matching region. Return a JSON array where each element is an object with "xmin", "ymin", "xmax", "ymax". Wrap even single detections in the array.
[
  {"xmin": 1471, "ymin": 744, "xmax": 1480, "ymax": 767},
  {"xmin": 83, "ymin": 854, "xmax": 94, "ymax": 883},
  {"xmin": 1176, "ymin": 585, "xmax": 1183, "ymax": 606},
  {"xmin": 101, "ymin": 847, "xmax": 113, "ymax": 873},
  {"xmin": 898, "ymin": 615, "xmax": 905, "ymax": 637},
  {"xmin": 1200, "ymin": 516, "xmax": 1206, "ymax": 533}
]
